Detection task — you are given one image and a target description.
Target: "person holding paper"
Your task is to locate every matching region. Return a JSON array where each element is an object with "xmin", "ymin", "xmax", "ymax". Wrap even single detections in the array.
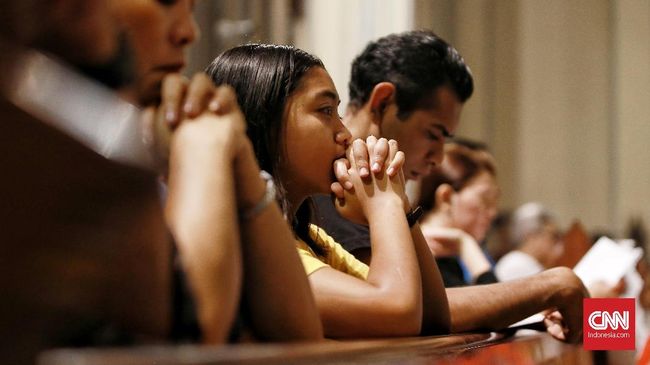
[{"xmin": 497, "ymin": 203, "xmax": 625, "ymax": 298}]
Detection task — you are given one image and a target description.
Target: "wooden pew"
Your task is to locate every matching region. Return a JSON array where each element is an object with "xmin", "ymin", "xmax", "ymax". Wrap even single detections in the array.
[
  {"xmin": 39, "ymin": 332, "xmax": 592, "ymax": 365},
  {"xmin": 555, "ymin": 220, "xmax": 591, "ymax": 268},
  {"xmin": 0, "ymin": 98, "xmax": 173, "ymax": 364}
]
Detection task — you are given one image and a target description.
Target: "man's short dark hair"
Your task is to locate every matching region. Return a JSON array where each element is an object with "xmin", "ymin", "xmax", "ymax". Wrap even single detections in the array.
[{"xmin": 349, "ymin": 30, "xmax": 473, "ymax": 118}]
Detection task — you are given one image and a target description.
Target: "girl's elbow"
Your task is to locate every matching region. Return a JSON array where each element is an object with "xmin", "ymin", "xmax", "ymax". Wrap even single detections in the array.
[{"xmin": 387, "ymin": 301, "xmax": 422, "ymax": 336}]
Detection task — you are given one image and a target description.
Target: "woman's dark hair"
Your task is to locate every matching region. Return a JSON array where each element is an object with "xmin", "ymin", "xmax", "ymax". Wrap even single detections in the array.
[
  {"xmin": 205, "ymin": 43, "xmax": 325, "ymax": 254},
  {"xmin": 418, "ymin": 140, "xmax": 496, "ymax": 213}
]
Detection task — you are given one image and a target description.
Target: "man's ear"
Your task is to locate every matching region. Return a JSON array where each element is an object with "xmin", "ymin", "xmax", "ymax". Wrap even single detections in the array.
[
  {"xmin": 435, "ymin": 184, "xmax": 454, "ymax": 210},
  {"xmin": 367, "ymin": 82, "xmax": 395, "ymax": 121}
]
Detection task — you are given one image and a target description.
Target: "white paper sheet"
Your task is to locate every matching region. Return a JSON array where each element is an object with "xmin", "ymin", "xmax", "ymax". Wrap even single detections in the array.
[{"xmin": 573, "ymin": 236, "xmax": 643, "ymax": 287}]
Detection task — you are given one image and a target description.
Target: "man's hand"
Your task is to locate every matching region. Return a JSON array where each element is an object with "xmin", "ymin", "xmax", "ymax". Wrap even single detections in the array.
[{"xmin": 545, "ymin": 267, "xmax": 590, "ymax": 343}]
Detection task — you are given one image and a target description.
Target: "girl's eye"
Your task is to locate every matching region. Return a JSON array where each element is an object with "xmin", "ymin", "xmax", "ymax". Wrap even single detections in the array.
[{"xmin": 320, "ymin": 106, "xmax": 334, "ymax": 116}]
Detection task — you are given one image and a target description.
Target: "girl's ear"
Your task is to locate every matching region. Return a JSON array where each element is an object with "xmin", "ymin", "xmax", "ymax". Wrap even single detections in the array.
[{"xmin": 435, "ymin": 183, "xmax": 454, "ymax": 210}]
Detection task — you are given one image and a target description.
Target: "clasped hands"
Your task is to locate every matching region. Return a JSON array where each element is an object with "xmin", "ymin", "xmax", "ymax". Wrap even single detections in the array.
[
  {"xmin": 331, "ymin": 136, "xmax": 409, "ymax": 225},
  {"xmin": 143, "ymin": 73, "xmax": 267, "ymax": 216}
]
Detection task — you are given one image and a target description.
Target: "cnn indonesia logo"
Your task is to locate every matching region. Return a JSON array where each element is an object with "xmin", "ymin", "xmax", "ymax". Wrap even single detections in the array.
[
  {"xmin": 588, "ymin": 310, "xmax": 629, "ymax": 331},
  {"xmin": 583, "ymin": 298, "xmax": 635, "ymax": 350}
]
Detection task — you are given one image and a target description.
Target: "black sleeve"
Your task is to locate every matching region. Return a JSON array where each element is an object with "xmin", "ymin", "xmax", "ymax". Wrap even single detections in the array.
[
  {"xmin": 311, "ymin": 195, "xmax": 371, "ymax": 252},
  {"xmin": 473, "ymin": 270, "xmax": 499, "ymax": 285},
  {"xmin": 435, "ymin": 257, "xmax": 467, "ymax": 288}
]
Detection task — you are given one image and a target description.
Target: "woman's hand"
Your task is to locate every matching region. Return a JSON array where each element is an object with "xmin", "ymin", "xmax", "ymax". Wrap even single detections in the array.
[
  {"xmin": 144, "ymin": 73, "xmax": 265, "ymax": 212},
  {"xmin": 422, "ymin": 226, "xmax": 481, "ymax": 257},
  {"xmin": 331, "ymin": 136, "xmax": 406, "ymax": 200},
  {"xmin": 421, "ymin": 226, "xmax": 465, "ymax": 257},
  {"xmin": 334, "ymin": 136, "xmax": 408, "ymax": 224},
  {"xmin": 158, "ymin": 73, "xmax": 227, "ymax": 128},
  {"xmin": 142, "ymin": 74, "xmax": 247, "ymax": 169},
  {"xmin": 422, "ymin": 226, "xmax": 492, "ymax": 280}
]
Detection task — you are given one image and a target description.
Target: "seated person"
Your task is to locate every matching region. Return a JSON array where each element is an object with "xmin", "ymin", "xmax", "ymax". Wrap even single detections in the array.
[
  {"xmin": 495, "ymin": 202, "xmax": 563, "ymax": 281},
  {"xmin": 418, "ymin": 140, "xmax": 500, "ymax": 287},
  {"xmin": 206, "ymin": 43, "xmax": 450, "ymax": 338},
  {"xmin": 113, "ymin": 0, "xmax": 323, "ymax": 343}
]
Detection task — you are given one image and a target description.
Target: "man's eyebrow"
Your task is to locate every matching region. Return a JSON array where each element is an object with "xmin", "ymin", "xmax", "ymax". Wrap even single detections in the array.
[{"xmin": 432, "ymin": 123, "xmax": 453, "ymax": 138}]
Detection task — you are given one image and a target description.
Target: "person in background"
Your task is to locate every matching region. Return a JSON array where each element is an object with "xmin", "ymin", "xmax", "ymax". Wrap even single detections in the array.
[
  {"xmin": 495, "ymin": 202, "xmax": 563, "ymax": 281},
  {"xmin": 484, "ymin": 211, "xmax": 514, "ymax": 262},
  {"xmin": 496, "ymin": 202, "xmax": 624, "ymax": 298},
  {"xmin": 418, "ymin": 140, "xmax": 500, "ymax": 287}
]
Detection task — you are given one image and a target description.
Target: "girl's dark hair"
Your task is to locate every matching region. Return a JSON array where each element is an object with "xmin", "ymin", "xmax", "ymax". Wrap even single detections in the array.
[
  {"xmin": 418, "ymin": 141, "xmax": 496, "ymax": 213},
  {"xmin": 205, "ymin": 43, "xmax": 325, "ymax": 254}
]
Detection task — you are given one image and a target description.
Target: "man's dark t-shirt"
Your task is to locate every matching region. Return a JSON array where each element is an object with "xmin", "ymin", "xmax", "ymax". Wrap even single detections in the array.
[{"xmin": 312, "ymin": 195, "xmax": 498, "ymax": 287}]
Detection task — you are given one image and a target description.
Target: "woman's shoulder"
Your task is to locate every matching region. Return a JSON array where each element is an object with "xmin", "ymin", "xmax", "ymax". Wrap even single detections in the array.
[
  {"xmin": 307, "ymin": 224, "xmax": 369, "ymax": 279},
  {"xmin": 308, "ymin": 224, "xmax": 339, "ymax": 248}
]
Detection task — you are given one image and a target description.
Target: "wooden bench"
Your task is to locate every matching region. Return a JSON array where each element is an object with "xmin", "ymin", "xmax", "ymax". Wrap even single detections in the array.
[{"xmin": 39, "ymin": 332, "xmax": 592, "ymax": 365}]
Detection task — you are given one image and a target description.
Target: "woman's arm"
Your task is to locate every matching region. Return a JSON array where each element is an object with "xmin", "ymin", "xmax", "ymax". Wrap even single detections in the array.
[
  {"xmin": 163, "ymin": 81, "xmax": 323, "ymax": 343},
  {"xmin": 163, "ymin": 101, "xmax": 244, "ymax": 344},
  {"xmin": 233, "ymin": 137, "xmax": 323, "ymax": 342},
  {"xmin": 384, "ymin": 139, "xmax": 451, "ymax": 335},
  {"xmin": 408, "ymin": 225, "xmax": 452, "ymax": 334},
  {"xmin": 309, "ymin": 137, "xmax": 423, "ymax": 338}
]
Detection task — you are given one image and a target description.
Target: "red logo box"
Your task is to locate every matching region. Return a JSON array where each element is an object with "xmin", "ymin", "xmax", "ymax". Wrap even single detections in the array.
[{"xmin": 583, "ymin": 298, "xmax": 635, "ymax": 350}]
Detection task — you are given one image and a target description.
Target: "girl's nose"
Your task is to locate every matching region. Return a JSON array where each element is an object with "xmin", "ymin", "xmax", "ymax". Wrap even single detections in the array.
[{"xmin": 336, "ymin": 126, "xmax": 352, "ymax": 149}]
